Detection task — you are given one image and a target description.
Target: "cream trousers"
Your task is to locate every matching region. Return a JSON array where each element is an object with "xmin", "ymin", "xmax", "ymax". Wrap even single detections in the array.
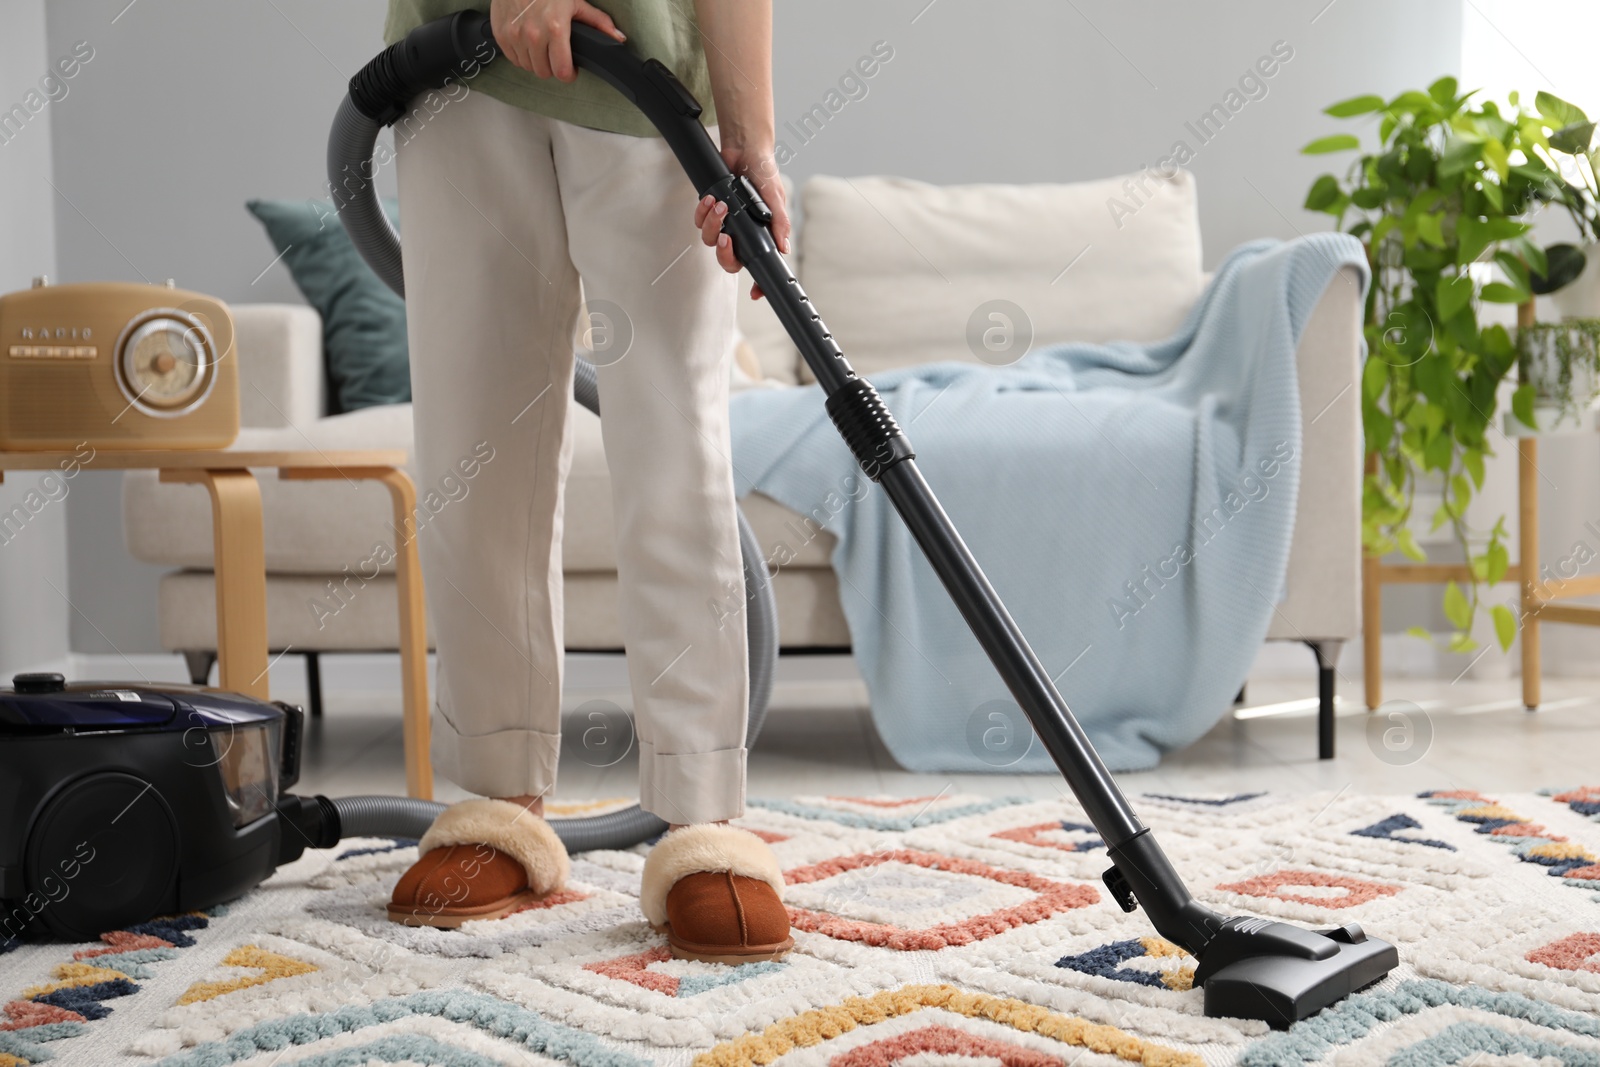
[{"xmin": 395, "ymin": 88, "xmax": 748, "ymax": 825}]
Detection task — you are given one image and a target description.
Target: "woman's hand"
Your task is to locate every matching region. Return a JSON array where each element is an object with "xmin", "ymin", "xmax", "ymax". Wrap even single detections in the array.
[
  {"xmin": 695, "ymin": 147, "xmax": 791, "ymax": 300},
  {"xmin": 489, "ymin": 0, "xmax": 625, "ymax": 81}
]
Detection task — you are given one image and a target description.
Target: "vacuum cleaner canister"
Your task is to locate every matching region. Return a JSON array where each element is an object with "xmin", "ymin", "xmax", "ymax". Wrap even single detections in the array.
[{"xmin": 0, "ymin": 674, "xmax": 304, "ymax": 941}]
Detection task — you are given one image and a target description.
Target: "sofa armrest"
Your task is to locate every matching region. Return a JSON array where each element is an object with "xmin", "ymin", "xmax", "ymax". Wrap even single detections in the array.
[
  {"xmin": 232, "ymin": 304, "xmax": 324, "ymax": 429},
  {"xmin": 1269, "ymin": 264, "xmax": 1365, "ymax": 643}
]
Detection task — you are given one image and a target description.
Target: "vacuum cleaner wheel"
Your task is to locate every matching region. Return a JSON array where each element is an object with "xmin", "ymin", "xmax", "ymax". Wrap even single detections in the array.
[{"xmin": 26, "ymin": 771, "xmax": 179, "ymax": 941}]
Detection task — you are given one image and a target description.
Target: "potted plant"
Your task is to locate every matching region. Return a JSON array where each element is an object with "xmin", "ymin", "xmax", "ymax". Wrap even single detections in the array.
[
  {"xmin": 1531, "ymin": 92, "xmax": 1600, "ymax": 318},
  {"xmin": 1301, "ymin": 79, "xmax": 1593, "ymax": 653},
  {"xmin": 1516, "ymin": 318, "xmax": 1600, "ymax": 430}
]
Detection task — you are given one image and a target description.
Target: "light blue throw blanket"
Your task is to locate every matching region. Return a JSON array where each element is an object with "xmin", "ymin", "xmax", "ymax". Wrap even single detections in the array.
[{"xmin": 729, "ymin": 234, "xmax": 1369, "ymax": 772}]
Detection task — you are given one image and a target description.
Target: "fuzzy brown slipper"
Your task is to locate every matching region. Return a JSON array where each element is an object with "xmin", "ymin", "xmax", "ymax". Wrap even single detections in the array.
[
  {"xmin": 640, "ymin": 824, "xmax": 792, "ymax": 962},
  {"xmin": 387, "ymin": 798, "xmax": 569, "ymax": 929}
]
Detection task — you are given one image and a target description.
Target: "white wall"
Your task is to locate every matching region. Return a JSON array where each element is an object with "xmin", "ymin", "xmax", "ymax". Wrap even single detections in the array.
[
  {"xmin": 0, "ymin": 0, "xmax": 72, "ymax": 676},
  {"xmin": 44, "ymin": 0, "xmax": 393, "ymax": 658},
  {"xmin": 40, "ymin": 0, "xmax": 1465, "ymax": 657},
  {"xmin": 768, "ymin": 0, "xmax": 1462, "ymax": 262}
]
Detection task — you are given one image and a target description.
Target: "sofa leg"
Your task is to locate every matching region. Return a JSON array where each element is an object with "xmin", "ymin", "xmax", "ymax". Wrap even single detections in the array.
[
  {"xmin": 304, "ymin": 652, "xmax": 324, "ymax": 719},
  {"xmin": 1304, "ymin": 640, "xmax": 1342, "ymax": 760},
  {"xmin": 182, "ymin": 650, "xmax": 217, "ymax": 686},
  {"xmin": 300, "ymin": 652, "xmax": 323, "ymax": 716}
]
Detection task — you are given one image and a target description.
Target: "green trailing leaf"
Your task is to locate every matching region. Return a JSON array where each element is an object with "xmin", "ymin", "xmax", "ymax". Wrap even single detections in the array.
[
  {"xmin": 1436, "ymin": 275, "xmax": 1474, "ymax": 320},
  {"xmin": 1447, "ymin": 631, "xmax": 1479, "ymax": 654},
  {"xmin": 1395, "ymin": 527, "xmax": 1426, "ymax": 562},
  {"xmin": 1462, "ymin": 447, "xmax": 1486, "ymax": 489},
  {"xmin": 1351, "ymin": 186, "xmax": 1386, "ymax": 209},
  {"xmin": 1390, "ymin": 89, "xmax": 1437, "ymax": 114},
  {"xmin": 1429, "ymin": 76, "xmax": 1459, "ymax": 106},
  {"xmin": 1484, "ymin": 539, "xmax": 1509, "ymax": 584},
  {"xmin": 1302, "ymin": 133, "xmax": 1362, "ymax": 155},
  {"xmin": 1424, "ymin": 428, "xmax": 1453, "ymax": 470},
  {"xmin": 1304, "ymin": 174, "xmax": 1342, "ymax": 211},
  {"xmin": 1493, "ymin": 250, "xmax": 1531, "ymax": 292},
  {"xmin": 1479, "ymin": 281, "xmax": 1530, "ymax": 303},
  {"xmin": 1443, "ymin": 581, "xmax": 1472, "ymax": 629},
  {"xmin": 1537, "ymin": 90, "xmax": 1588, "ymax": 127},
  {"xmin": 1549, "ymin": 120, "xmax": 1597, "ymax": 154},
  {"xmin": 1438, "ymin": 137, "xmax": 1483, "ymax": 177},
  {"xmin": 1457, "ymin": 216, "xmax": 1530, "ymax": 264},
  {"xmin": 1324, "ymin": 94, "xmax": 1387, "ymax": 117},
  {"xmin": 1491, "ymin": 604, "xmax": 1517, "ymax": 650},
  {"xmin": 1512, "ymin": 382, "xmax": 1537, "ymax": 428},
  {"xmin": 1415, "ymin": 212, "xmax": 1446, "ymax": 247},
  {"xmin": 1482, "ymin": 137, "xmax": 1511, "ymax": 180}
]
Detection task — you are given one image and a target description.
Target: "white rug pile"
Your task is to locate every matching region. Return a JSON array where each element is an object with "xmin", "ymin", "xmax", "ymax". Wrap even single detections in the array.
[{"xmin": 3, "ymin": 788, "xmax": 1598, "ymax": 1066}]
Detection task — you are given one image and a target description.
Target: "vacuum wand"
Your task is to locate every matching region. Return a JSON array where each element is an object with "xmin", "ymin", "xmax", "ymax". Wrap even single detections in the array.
[{"xmin": 337, "ymin": 12, "xmax": 1399, "ymax": 1026}]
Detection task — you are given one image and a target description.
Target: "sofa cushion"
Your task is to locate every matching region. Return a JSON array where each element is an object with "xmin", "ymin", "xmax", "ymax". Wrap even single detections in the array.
[
  {"xmin": 123, "ymin": 404, "xmax": 418, "ymax": 574},
  {"xmin": 794, "ymin": 171, "xmax": 1204, "ymax": 381},
  {"xmin": 123, "ymin": 399, "xmax": 834, "ymax": 576}
]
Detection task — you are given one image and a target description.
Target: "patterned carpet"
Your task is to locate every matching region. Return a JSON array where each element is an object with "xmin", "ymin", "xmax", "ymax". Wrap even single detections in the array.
[{"xmin": 3, "ymin": 787, "xmax": 1599, "ymax": 1066}]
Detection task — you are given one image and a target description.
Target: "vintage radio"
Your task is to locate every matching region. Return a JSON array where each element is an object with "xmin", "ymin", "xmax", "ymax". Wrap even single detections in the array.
[{"xmin": 0, "ymin": 279, "xmax": 238, "ymax": 451}]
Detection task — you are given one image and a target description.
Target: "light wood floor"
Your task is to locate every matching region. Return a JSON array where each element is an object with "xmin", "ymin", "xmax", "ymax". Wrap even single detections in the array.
[{"xmin": 290, "ymin": 653, "xmax": 1600, "ymax": 805}]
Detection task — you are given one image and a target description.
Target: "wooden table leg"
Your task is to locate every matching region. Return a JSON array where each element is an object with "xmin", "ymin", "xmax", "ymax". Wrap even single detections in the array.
[
  {"xmin": 1519, "ymin": 438, "xmax": 1541, "ymax": 710},
  {"xmin": 161, "ymin": 468, "xmax": 270, "ymax": 700},
  {"xmin": 282, "ymin": 466, "xmax": 432, "ymax": 799},
  {"xmin": 374, "ymin": 468, "xmax": 432, "ymax": 800}
]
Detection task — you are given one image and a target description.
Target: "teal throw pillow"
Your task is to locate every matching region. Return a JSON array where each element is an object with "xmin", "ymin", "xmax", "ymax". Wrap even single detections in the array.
[{"xmin": 246, "ymin": 198, "xmax": 410, "ymax": 414}]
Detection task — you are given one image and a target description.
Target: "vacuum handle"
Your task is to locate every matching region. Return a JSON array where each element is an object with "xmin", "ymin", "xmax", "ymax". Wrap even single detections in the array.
[{"xmin": 348, "ymin": 12, "xmax": 737, "ymax": 196}]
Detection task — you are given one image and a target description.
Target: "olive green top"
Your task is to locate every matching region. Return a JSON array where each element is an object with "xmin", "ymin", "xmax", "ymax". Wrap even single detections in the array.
[{"xmin": 384, "ymin": 0, "xmax": 714, "ymax": 137}]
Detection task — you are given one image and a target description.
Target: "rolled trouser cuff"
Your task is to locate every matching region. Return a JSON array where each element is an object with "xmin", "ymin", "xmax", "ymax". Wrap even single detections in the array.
[
  {"xmin": 430, "ymin": 704, "xmax": 561, "ymax": 800},
  {"xmin": 638, "ymin": 739, "xmax": 746, "ymax": 826}
]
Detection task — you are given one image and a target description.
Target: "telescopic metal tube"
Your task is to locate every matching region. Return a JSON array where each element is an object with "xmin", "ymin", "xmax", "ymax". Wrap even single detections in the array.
[{"xmin": 720, "ymin": 211, "xmax": 1146, "ymax": 843}]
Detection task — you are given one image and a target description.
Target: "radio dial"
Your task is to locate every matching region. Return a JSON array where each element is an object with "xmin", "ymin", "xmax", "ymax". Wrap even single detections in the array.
[{"xmin": 114, "ymin": 310, "xmax": 216, "ymax": 416}]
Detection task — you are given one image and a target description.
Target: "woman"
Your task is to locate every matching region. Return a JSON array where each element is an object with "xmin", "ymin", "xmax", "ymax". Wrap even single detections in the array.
[{"xmin": 382, "ymin": 0, "xmax": 793, "ymax": 962}]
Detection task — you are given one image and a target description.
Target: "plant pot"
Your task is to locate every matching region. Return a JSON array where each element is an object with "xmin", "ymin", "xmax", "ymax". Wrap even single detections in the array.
[
  {"xmin": 1549, "ymin": 241, "xmax": 1600, "ymax": 319},
  {"xmin": 1517, "ymin": 319, "xmax": 1600, "ymax": 431}
]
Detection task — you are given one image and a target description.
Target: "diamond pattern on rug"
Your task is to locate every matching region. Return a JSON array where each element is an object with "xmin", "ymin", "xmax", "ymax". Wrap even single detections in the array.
[
  {"xmin": 1055, "ymin": 937, "xmax": 1195, "ymax": 992},
  {"xmin": 1425, "ymin": 790, "xmax": 1600, "ymax": 898},
  {"xmin": 782, "ymin": 848, "xmax": 1099, "ymax": 951},
  {"xmin": 1549, "ymin": 786, "xmax": 1600, "ymax": 821},
  {"xmin": 174, "ymin": 944, "xmax": 317, "ymax": 1005},
  {"xmin": 991, "ymin": 820, "xmax": 1105, "ymax": 854},
  {"xmin": 749, "ymin": 795, "xmax": 1028, "ymax": 831},
  {"xmin": 691, "ymin": 983, "xmax": 1204, "ymax": 1067},
  {"xmin": 1214, "ymin": 869, "xmax": 1404, "ymax": 909},
  {"xmin": 1, "ymin": 790, "xmax": 1597, "ymax": 1066}
]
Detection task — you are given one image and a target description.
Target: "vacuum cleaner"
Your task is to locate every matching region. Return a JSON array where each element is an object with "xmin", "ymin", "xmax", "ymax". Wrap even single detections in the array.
[
  {"xmin": 326, "ymin": 13, "xmax": 1397, "ymax": 1025},
  {"xmin": 0, "ymin": 13, "xmax": 1397, "ymax": 1029}
]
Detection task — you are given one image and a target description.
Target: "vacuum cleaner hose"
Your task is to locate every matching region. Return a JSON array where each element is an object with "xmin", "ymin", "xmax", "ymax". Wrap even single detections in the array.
[
  {"xmin": 328, "ymin": 493, "xmax": 773, "ymax": 853},
  {"xmin": 326, "ymin": 13, "xmax": 778, "ymax": 853}
]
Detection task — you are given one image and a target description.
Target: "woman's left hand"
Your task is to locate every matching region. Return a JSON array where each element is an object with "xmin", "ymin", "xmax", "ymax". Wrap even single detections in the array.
[{"xmin": 694, "ymin": 146, "xmax": 791, "ymax": 300}]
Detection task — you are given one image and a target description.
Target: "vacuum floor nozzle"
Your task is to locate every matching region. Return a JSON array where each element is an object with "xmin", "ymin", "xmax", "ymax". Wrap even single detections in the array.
[{"xmin": 1193, "ymin": 916, "xmax": 1399, "ymax": 1026}]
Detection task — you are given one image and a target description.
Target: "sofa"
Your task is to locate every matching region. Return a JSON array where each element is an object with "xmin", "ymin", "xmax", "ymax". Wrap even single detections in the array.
[{"xmin": 123, "ymin": 168, "xmax": 1364, "ymax": 757}]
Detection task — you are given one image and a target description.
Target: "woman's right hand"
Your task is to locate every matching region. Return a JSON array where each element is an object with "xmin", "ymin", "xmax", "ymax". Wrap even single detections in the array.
[{"xmin": 490, "ymin": 0, "xmax": 626, "ymax": 82}]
